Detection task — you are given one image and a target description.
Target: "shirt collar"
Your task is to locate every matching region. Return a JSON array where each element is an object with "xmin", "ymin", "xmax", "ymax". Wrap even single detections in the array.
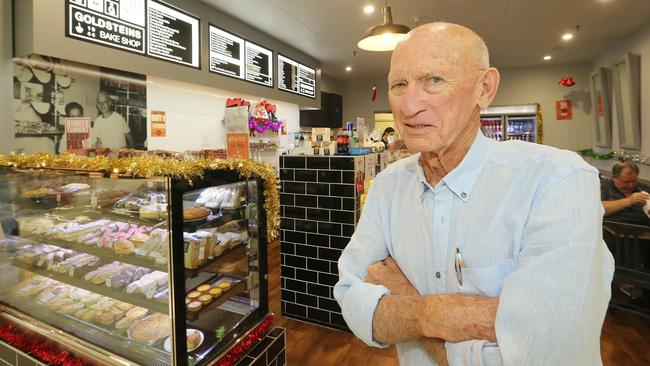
[{"xmin": 417, "ymin": 130, "xmax": 491, "ymax": 202}]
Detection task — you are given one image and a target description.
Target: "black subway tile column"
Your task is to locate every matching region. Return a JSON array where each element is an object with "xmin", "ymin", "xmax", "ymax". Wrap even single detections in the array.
[
  {"xmin": 279, "ymin": 154, "xmax": 380, "ymax": 331},
  {"xmin": 236, "ymin": 327, "xmax": 286, "ymax": 366}
]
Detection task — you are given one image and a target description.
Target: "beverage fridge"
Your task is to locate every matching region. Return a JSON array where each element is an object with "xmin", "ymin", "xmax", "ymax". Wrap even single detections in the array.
[{"xmin": 479, "ymin": 104, "xmax": 542, "ymax": 143}]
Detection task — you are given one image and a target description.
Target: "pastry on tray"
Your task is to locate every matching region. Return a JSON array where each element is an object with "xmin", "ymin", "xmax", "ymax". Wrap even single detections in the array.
[
  {"xmin": 128, "ymin": 313, "xmax": 171, "ymax": 342},
  {"xmin": 139, "ymin": 203, "xmax": 168, "ymax": 220},
  {"xmin": 183, "ymin": 207, "xmax": 211, "ymax": 221},
  {"xmin": 20, "ymin": 187, "xmax": 53, "ymax": 199}
]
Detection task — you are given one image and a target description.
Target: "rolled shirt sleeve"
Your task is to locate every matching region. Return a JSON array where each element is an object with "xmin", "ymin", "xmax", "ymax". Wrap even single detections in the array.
[
  {"xmin": 334, "ymin": 179, "xmax": 391, "ymax": 348},
  {"xmin": 445, "ymin": 167, "xmax": 614, "ymax": 365}
]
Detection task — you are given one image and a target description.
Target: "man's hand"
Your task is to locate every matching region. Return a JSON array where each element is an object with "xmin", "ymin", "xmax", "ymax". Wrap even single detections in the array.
[
  {"xmin": 627, "ymin": 191, "xmax": 650, "ymax": 205},
  {"xmin": 365, "ymin": 257, "xmax": 418, "ymax": 296},
  {"xmin": 366, "ymin": 258, "xmax": 449, "ymax": 365}
]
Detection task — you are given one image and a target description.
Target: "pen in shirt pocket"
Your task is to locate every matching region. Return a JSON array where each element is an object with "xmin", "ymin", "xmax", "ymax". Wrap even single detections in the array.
[{"xmin": 454, "ymin": 248, "xmax": 464, "ymax": 288}]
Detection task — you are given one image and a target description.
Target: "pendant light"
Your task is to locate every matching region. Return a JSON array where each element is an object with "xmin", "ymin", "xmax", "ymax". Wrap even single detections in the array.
[{"xmin": 357, "ymin": 1, "xmax": 410, "ymax": 52}]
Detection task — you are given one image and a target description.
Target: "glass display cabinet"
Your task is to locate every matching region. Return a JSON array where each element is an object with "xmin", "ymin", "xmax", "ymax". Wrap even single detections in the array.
[{"xmin": 0, "ymin": 164, "xmax": 269, "ymax": 366}]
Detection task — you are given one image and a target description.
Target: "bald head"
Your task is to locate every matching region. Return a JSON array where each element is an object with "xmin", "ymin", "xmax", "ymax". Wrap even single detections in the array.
[
  {"xmin": 387, "ymin": 21, "xmax": 500, "ymax": 155},
  {"xmin": 394, "ymin": 22, "xmax": 490, "ymax": 73}
]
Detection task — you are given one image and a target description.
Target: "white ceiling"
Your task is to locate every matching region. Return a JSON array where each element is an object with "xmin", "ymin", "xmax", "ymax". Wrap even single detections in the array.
[{"xmin": 202, "ymin": 0, "xmax": 650, "ymax": 80}]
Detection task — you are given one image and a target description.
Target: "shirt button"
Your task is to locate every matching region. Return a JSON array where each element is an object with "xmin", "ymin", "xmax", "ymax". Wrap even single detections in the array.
[
  {"xmin": 461, "ymin": 192, "xmax": 467, "ymax": 198},
  {"xmin": 435, "ymin": 272, "xmax": 441, "ymax": 279}
]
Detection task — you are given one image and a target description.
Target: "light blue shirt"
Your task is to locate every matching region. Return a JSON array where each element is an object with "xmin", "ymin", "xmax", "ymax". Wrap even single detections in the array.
[{"xmin": 334, "ymin": 131, "xmax": 614, "ymax": 366}]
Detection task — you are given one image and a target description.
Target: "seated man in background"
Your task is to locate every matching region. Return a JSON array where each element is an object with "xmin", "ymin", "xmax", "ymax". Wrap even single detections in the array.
[{"xmin": 601, "ymin": 162, "xmax": 650, "ymax": 226}]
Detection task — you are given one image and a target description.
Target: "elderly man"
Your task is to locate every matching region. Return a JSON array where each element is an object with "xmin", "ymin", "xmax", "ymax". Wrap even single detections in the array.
[
  {"xmin": 334, "ymin": 22, "xmax": 614, "ymax": 365},
  {"xmin": 601, "ymin": 162, "xmax": 650, "ymax": 225},
  {"xmin": 92, "ymin": 91, "xmax": 132, "ymax": 149}
]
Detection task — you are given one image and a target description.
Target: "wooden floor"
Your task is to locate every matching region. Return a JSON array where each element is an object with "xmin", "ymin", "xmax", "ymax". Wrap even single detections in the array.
[{"xmin": 266, "ymin": 240, "xmax": 650, "ymax": 365}]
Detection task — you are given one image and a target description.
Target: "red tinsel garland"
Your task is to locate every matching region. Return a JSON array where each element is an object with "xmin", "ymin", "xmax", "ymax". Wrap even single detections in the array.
[
  {"xmin": 0, "ymin": 314, "xmax": 275, "ymax": 366},
  {"xmin": 214, "ymin": 314, "xmax": 275, "ymax": 366},
  {"xmin": 0, "ymin": 325, "xmax": 85, "ymax": 366}
]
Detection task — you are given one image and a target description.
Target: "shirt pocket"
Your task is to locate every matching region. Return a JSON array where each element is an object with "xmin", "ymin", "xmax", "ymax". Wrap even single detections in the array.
[{"xmin": 459, "ymin": 258, "xmax": 516, "ymax": 297}]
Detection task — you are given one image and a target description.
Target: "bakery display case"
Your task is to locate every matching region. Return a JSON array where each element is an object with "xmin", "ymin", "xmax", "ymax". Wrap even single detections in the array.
[{"xmin": 0, "ymin": 162, "xmax": 270, "ymax": 366}]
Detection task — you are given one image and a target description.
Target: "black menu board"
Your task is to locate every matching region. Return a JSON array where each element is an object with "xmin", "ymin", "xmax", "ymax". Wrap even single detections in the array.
[
  {"xmin": 208, "ymin": 25, "xmax": 245, "ymax": 78},
  {"xmin": 66, "ymin": 0, "xmax": 146, "ymax": 54},
  {"xmin": 278, "ymin": 54, "xmax": 316, "ymax": 99},
  {"xmin": 208, "ymin": 26, "xmax": 273, "ymax": 87},
  {"xmin": 244, "ymin": 41, "xmax": 273, "ymax": 87},
  {"xmin": 146, "ymin": 0, "xmax": 200, "ymax": 68},
  {"xmin": 66, "ymin": 0, "xmax": 199, "ymax": 68}
]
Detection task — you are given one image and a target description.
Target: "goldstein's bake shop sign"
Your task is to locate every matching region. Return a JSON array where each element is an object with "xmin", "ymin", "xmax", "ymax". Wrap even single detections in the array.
[{"xmin": 66, "ymin": 0, "xmax": 199, "ymax": 68}]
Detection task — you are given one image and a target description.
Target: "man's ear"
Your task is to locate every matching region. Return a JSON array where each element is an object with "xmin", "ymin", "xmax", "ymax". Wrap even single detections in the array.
[{"xmin": 478, "ymin": 67, "xmax": 500, "ymax": 109}]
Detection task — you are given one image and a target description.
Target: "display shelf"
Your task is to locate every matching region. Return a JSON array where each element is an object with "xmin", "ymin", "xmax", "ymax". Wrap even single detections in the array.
[
  {"xmin": 185, "ymin": 245, "xmax": 246, "ymax": 278},
  {"xmin": 11, "ymin": 261, "xmax": 169, "ymax": 315},
  {"xmin": 98, "ymin": 210, "xmax": 168, "ymax": 228},
  {"xmin": 20, "ymin": 234, "xmax": 168, "ymax": 272},
  {"xmin": 15, "ymin": 132, "xmax": 64, "ymax": 138},
  {"xmin": 186, "ymin": 279, "xmax": 247, "ymax": 322},
  {"xmin": 186, "ymin": 208, "xmax": 247, "ymax": 233},
  {"xmin": 0, "ymin": 294, "xmax": 172, "ymax": 365}
]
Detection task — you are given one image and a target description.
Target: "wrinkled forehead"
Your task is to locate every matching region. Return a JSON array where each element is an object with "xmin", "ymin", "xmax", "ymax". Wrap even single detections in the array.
[{"xmin": 389, "ymin": 31, "xmax": 478, "ymax": 80}]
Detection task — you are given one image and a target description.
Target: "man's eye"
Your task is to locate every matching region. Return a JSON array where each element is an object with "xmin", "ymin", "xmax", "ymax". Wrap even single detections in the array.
[
  {"xmin": 390, "ymin": 82, "xmax": 406, "ymax": 90},
  {"xmin": 430, "ymin": 76, "xmax": 443, "ymax": 84}
]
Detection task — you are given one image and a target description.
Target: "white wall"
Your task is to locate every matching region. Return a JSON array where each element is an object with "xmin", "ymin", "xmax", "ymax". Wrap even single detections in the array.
[
  {"xmin": 0, "ymin": 0, "xmax": 14, "ymax": 153},
  {"xmin": 493, "ymin": 62, "xmax": 594, "ymax": 151},
  {"xmin": 146, "ymin": 76, "xmax": 300, "ymax": 169},
  {"xmin": 339, "ymin": 65, "xmax": 595, "ymax": 151},
  {"xmin": 341, "ymin": 76, "xmax": 390, "ymax": 131},
  {"xmin": 591, "ymin": 22, "xmax": 650, "ymax": 155}
]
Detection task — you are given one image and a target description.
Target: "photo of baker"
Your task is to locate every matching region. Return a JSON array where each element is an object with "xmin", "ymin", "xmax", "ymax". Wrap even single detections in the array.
[{"xmin": 12, "ymin": 55, "xmax": 147, "ymax": 153}]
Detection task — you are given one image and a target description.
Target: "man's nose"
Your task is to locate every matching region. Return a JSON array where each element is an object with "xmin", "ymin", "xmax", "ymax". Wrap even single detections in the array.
[{"xmin": 399, "ymin": 85, "xmax": 429, "ymax": 118}]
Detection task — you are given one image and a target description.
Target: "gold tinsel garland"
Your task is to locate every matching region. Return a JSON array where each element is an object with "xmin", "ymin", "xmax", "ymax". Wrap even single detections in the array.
[{"xmin": 0, "ymin": 153, "xmax": 280, "ymax": 241}]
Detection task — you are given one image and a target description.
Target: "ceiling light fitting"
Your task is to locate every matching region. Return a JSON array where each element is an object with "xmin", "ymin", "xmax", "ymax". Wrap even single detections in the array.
[{"xmin": 357, "ymin": 2, "xmax": 410, "ymax": 51}]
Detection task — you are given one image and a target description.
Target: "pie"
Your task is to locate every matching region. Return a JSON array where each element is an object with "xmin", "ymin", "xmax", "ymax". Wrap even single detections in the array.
[{"xmin": 129, "ymin": 313, "xmax": 171, "ymax": 342}]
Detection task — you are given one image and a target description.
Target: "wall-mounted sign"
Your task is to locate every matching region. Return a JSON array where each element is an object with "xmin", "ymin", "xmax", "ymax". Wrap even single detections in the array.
[
  {"xmin": 146, "ymin": 0, "xmax": 200, "ymax": 68},
  {"xmin": 208, "ymin": 25, "xmax": 273, "ymax": 87},
  {"xmin": 278, "ymin": 54, "xmax": 316, "ymax": 99},
  {"xmin": 226, "ymin": 133, "xmax": 249, "ymax": 159},
  {"xmin": 67, "ymin": 0, "xmax": 146, "ymax": 53},
  {"xmin": 245, "ymin": 41, "xmax": 273, "ymax": 87},
  {"xmin": 150, "ymin": 110, "xmax": 167, "ymax": 137},
  {"xmin": 209, "ymin": 25, "xmax": 245, "ymax": 78},
  {"xmin": 555, "ymin": 100, "xmax": 572, "ymax": 121},
  {"xmin": 66, "ymin": 0, "xmax": 199, "ymax": 68}
]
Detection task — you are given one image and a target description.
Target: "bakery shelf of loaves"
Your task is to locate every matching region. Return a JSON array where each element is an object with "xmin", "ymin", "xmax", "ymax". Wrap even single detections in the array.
[{"xmin": 0, "ymin": 162, "xmax": 271, "ymax": 366}]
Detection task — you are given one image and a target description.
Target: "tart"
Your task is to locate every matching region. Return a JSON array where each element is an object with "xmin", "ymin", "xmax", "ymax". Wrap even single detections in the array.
[
  {"xmin": 198, "ymin": 294, "xmax": 212, "ymax": 305},
  {"xmin": 217, "ymin": 281, "xmax": 231, "ymax": 290},
  {"xmin": 196, "ymin": 284, "xmax": 211, "ymax": 293},
  {"xmin": 187, "ymin": 301, "xmax": 202, "ymax": 312},
  {"xmin": 187, "ymin": 291, "xmax": 201, "ymax": 300},
  {"xmin": 208, "ymin": 288, "xmax": 222, "ymax": 297}
]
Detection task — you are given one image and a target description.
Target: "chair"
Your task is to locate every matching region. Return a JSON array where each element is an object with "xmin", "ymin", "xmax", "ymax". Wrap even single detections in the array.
[{"xmin": 603, "ymin": 220, "xmax": 650, "ymax": 318}]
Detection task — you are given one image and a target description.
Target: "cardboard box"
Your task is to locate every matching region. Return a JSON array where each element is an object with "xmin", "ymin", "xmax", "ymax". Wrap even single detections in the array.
[{"xmin": 312, "ymin": 128, "xmax": 332, "ymax": 142}]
